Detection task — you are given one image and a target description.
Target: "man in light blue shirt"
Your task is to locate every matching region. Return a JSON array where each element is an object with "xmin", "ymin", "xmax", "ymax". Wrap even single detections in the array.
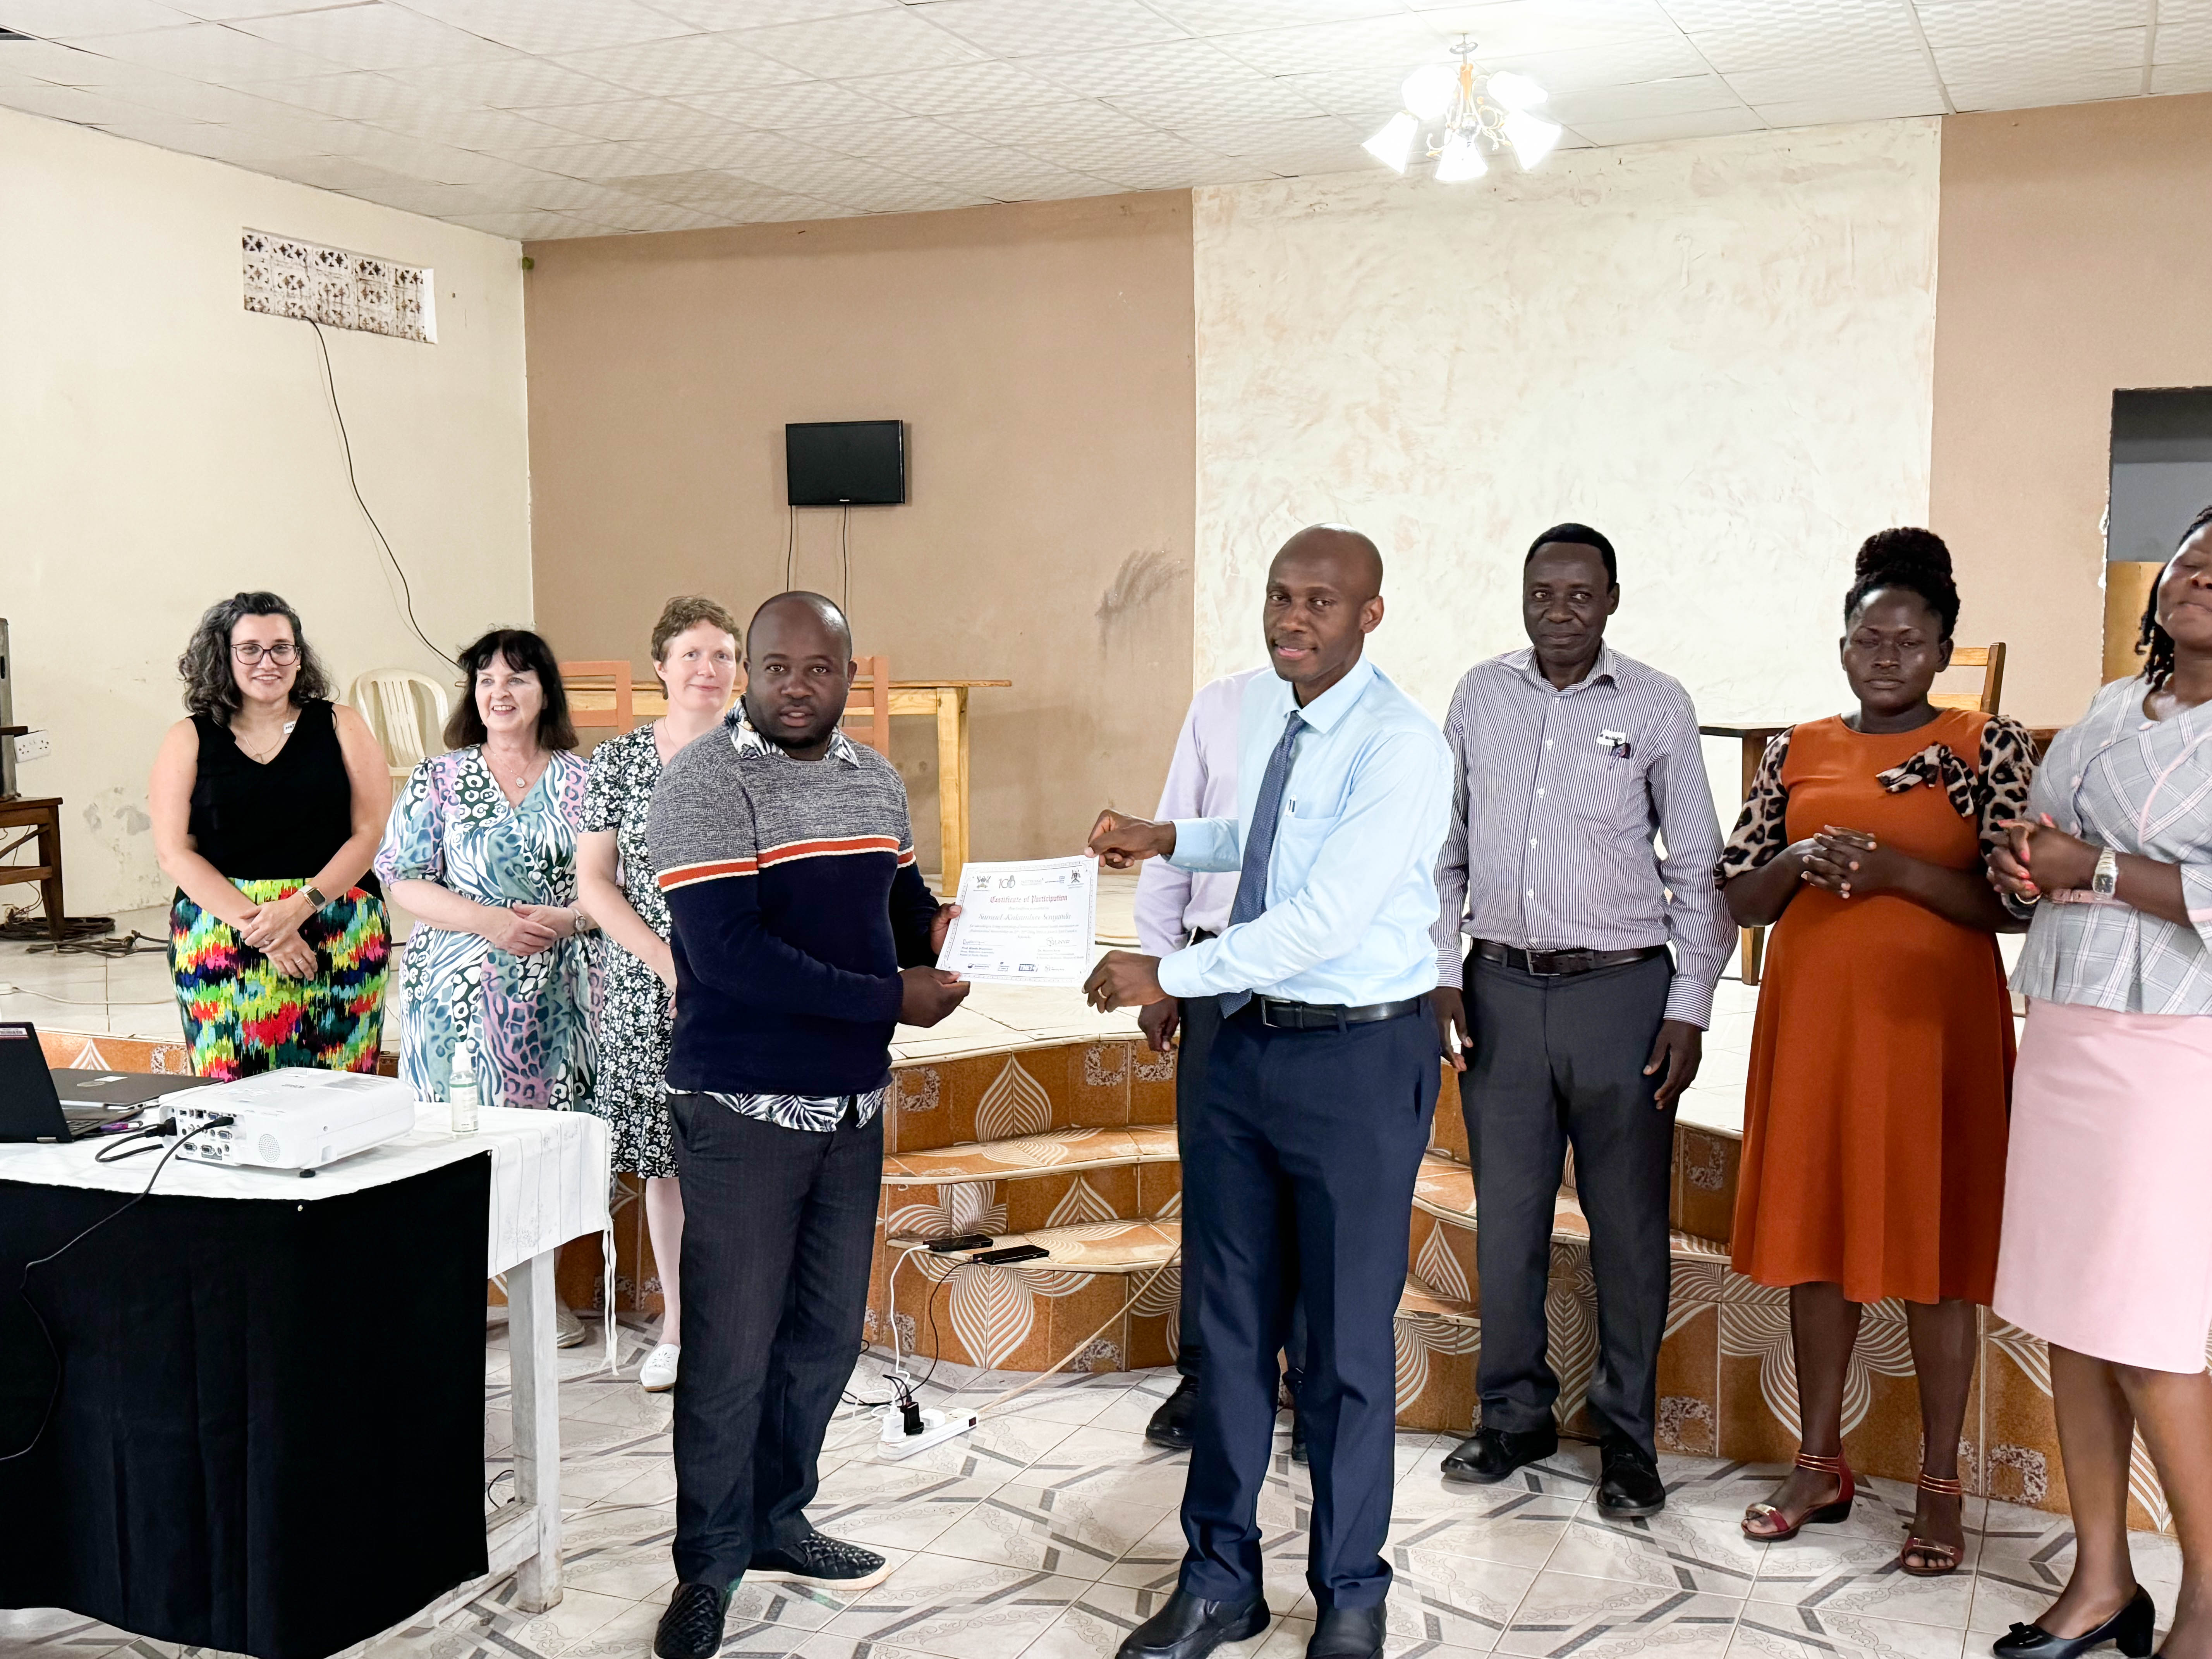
[{"xmin": 1086, "ymin": 526, "xmax": 1451, "ymax": 1659}]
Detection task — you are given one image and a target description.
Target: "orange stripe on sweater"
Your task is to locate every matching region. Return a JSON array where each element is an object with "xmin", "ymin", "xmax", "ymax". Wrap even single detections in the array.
[
  {"xmin": 658, "ymin": 858, "xmax": 757, "ymax": 890},
  {"xmin": 756, "ymin": 835, "xmax": 902, "ymax": 868}
]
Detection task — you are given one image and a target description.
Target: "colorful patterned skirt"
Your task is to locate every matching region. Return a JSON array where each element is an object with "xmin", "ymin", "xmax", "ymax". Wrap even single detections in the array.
[{"xmin": 170, "ymin": 881, "xmax": 391, "ymax": 1080}]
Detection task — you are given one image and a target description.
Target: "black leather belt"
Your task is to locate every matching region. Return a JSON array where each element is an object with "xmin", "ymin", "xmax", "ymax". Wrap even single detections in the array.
[
  {"xmin": 1473, "ymin": 940, "xmax": 1669, "ymax": 979},
  {"xmin": 1241, "ymin": 995, "xmax": 1427, "ymax": 1031}
]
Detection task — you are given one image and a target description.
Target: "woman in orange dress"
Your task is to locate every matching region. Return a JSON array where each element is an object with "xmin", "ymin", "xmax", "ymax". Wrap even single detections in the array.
[{"xmin": 1714, "ymin": 529, "xmax": 2035, "ymax": 1575}]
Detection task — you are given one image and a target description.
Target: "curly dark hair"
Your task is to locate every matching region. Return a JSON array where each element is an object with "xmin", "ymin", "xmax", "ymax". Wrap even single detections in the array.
[
  {"xmin": 1844, "ymin": 527, "xmax": 1959, "ymax": 640},
  {"xmin": 444, "ymin": 629, "xmax": 578, "ymax": 752},
  {"xmin": 177, "ymin": 591, "xmax": 332, "ymax": 721}
]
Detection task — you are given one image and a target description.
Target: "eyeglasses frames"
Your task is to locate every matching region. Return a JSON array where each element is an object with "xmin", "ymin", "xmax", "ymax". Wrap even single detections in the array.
[{"xmin": 232, "ymin": 642, "xmax": 300, "ymax": 665}]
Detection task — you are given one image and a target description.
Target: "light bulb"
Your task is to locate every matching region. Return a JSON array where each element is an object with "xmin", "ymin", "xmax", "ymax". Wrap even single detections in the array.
[
  {"xmin": 1401, "ymin": 63, "xmax": 1457, "ymax": 120},
  {"xmin": 1433, "ymin": 129, "xmax": 1487, "ymax": 182},
  {"xmin": 1362, "ymin": 110, "xmax": 1419, "ymax": 173},
  {"xmin": 1486, "ymin": 71, "xmax": 1547, "ymax": 111},
  {"xmin": 1502, "ymin": 108, "xmax": 1562, "ymax": 168}
]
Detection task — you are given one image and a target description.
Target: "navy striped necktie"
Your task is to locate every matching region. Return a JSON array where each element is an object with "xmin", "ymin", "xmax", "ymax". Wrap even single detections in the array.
[{"xmin": 1219, "ymin": 709, "xmax": 1306, "ymax": 1017}]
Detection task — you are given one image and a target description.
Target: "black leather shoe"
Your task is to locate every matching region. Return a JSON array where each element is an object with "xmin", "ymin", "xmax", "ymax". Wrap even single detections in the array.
[
  {"xmin": 1992, "ymin": 1586, "xmax": 2156, "ymax": 1659},
  {"xmin": 1597, "ymin": 1438, "xmax": 1666, "ymax": 1518},
  {"xmin": 1115, "ymin": 1589, "xmax": 1270, "ymax": 1659},
  {"xmin": 1146, "ymin": 1376, "xmax": 1201, "ymax": 1450},
  {"xmin": 1440, "ymin": 1424, "xmax": 1558, "ymax": 1484},
  {"xmin": 1290, "ymin": 1404, "xmax": 1309, "ymax": 1465},
  {"xmin": 1306, "ymin": 1603, "xmax": 1385, "ymax": 1659},
  {"xmin": 654, "ymin": 1582, "xmax": 730, "ymax": 1659}
]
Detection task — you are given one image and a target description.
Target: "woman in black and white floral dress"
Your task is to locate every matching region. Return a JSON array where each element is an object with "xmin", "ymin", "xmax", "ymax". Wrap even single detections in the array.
[{"xmin": 577, "ymin": 596, "xmax": 743, "ymax": 1393}]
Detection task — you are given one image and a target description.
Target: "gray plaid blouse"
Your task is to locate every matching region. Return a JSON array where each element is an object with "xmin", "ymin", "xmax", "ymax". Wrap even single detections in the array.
[{"xmin": 2012, "ymin": 675, "xmax": 2212, "ymax": 1016}]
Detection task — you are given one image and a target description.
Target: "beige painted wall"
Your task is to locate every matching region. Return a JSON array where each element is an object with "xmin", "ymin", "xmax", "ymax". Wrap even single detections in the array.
[
  {"xmin": 523, "ymin": 192, "xmax": 1196, "ymax": 870},
  {"xmin": 1931, "ymin": 92, "xmax": 2212, "ymax": 726},
  {"xmin": 0, "ymin": 106, "xmax": 531, "ymax": 915},
  {"xmin": 1192, "ymin": 121, "xmax": 1941, "ymax": 752}
]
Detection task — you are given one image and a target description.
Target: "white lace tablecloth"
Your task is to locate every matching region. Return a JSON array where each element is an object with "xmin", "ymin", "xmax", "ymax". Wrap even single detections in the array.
[{"xmin": 0, "ymin": 1105, "xmax": 610, "ymax": 1276}]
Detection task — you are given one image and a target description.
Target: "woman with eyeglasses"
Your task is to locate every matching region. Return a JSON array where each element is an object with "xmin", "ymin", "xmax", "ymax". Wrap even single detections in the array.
[{"xmin": 149, "ymin": 591, "xmax": 394, "ymax": 1078}]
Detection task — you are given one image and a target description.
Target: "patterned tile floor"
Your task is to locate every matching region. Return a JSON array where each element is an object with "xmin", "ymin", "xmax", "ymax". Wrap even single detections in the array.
[{"xmin": 3, "ymin": 1321, "xmax": 2183, "ymax": 1659}]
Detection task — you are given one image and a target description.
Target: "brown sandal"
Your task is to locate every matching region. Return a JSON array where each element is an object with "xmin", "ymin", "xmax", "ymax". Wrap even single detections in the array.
[
  {"xmin": 1899, "ymin": 1472, "xmax": 1965, "ymax": 1577},
  {"xmin": 1742, "ymin": 1449, "xmax": 1856, "ymax": 1542}
]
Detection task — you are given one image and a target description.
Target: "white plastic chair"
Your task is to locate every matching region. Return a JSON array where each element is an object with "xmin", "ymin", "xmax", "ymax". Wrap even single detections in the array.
[{"xmin": 350, "ymin": 669, "xmax": 452, "ymax": 786}]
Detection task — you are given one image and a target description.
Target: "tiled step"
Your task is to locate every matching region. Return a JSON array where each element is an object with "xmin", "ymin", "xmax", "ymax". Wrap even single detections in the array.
[{"xmin": 882, "ymin": 1125, "xmax": 1179, "ymax": 1184}]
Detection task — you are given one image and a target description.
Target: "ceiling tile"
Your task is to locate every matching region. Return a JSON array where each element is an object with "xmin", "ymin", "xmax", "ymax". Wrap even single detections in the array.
[
  {"xmin": 373, "ymin": 103, "xmax": 577, "ymax": 148},
  {"xmin": 1209, "ymin": 14, "xmax": 1458, "ymax": 78},
  {"xmin": 230, "ymin": 4, "xmax": 510, "ymax": 72},
  {"xmin": 1719, "ymin": 63, "xmax": 1943, "ymax": 105},
  {"xmin": 1566, "ymin": 106, "xmax": 1766, "ymax": 145},
  {"xmin": 1260, "ymin": 141, "xmax": 1383, "ymax": 177},
  {"xmin": 235, "ymin": 70, "xmax": 455, "ymax": 122},
  {"xmin": 0, "ymin": 79, "xmax": 172, "ymax": 122},
  {"xmin": 1669, "ymin": 0, "xmax": 1926, "ymax": 75},
  {"xmin": 484, "ymin": 137, "xmax": 694, "ymax": 178},
  {"xmin": 258, "ymin": 152, "xmax": 419, "ymax": 191},
  {"xmin": 810, "ymin": 113, "xmax": 998, "ymax": 162},
  {"xmin": 548, "ymin": 33, "xmax": 797, "ymax": 97},
  {"xmin": 1104, "ymin": 76, "xmax": 1332, "ymax": 125},
  {"xmin": 1755, "ymin": 89, "xmax": 1949, "ymax": 127},
  {"xmin": 455, "ymin": 208, "xmax": 615, "ymax": 239},
  {"xmin": 1025, "ymin": 37, "xmax": 1266, "ymax": 100},
  {"xmin": 838, "ymin": 58, "xmax": 1065, "ymax": 114},
  {"xmin": 1408, "ymin": 0, "xmax": 1686, "ymax": 58},
  {"xmin": 54, "ymin": 21, "xmax": 347, "ymax": 82},
  {"xmin": 604, "ymin": 167, "xmax": 788, "ymax": 203},
  {"xmin": 1544, "ymin": 72, "xmax": 1744, "ymax": 124},
  {"xmin": 2150, "ymin": 58, "xmax": 2212, "ymax": 92},
  {"xmin": 713, "ymin": 191, "xmax": 860, "ymax": 220},
  {"xmin": 680, "ymin": 77, "xmax": 891, "ymax": 126},
  {"xmin": 517, "ymin": 94, "xmax": 746, "ymax": 143},
  {"xmin": 1272, "ymin": 62, "xmax": 1408, "ymax": 122},
  {"xmin": 396, "ymin": 54, "xmax": 630, "ymax": 109},
  {"xmin": 0, "ymin": 0, "xmax": 189, "ymax": 37},
  {"xmin": 1146, "ymin": 0, "xmax": 1403, "ymax": 35},
  {"xmin": 646, "ymin": 0, "xmax": 900, "ymax": 29},
  {"xmin": 736, "ymin": 9, "xmax": 984, "ymax": 77},
  {"xmin": 943, "ymin": 95, "xmax": 1153, "ymax": 145},
  {"xmin": 1473, "ymin": 34, "xmax": 1713, "ymax": 95},
  {"xmin": 395, "ymin": 0, "xmax": 691, "ymax": 56},
  {"xmin": 488, "ymin": 174, "xmax": 659, "ymax": 213},
  {"xmin": 915, "ymin": 0, "xmax": 1190, "ymax": 58},
  {"xmin": 95, "ymin": 68, "xmax": 309, "ymax": 120},
  {"xmin": 1167, "ymin": 113, "xmax": 1360, "ymax": 156},
  {"xmin": 586, "ymin": 198, "xmax": 731, "ymax": 231},
  {"xmin": 889, "ymin": 148, "xmax": 1118, "ymax": 198},
  {"xmin": 1946, "ymin": 64, "xmax": 2145, "ymax": 110},
  {"xmin": 809, "ymin": 177, "xmax": 989, "ymax": 213},
  {"xmin": 0, "ymin": 36, "xmax": 127, "ymax": 81},
  {"xmin": 163, "ymin": 0, "xmax": 359, "ymax": 18}
]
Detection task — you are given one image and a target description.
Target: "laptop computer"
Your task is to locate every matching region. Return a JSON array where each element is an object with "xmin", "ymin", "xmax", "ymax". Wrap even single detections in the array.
[
  {"xmin": 0, "ymin": 1021, "xmax": 201, "ymax": 1143},
  {"xmin": 52, "ymin": 1068, "xmax": 217, "ymax": 1109}
]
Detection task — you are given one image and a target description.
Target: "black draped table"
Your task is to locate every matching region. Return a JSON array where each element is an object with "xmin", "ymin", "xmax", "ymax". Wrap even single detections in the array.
[{"xmin": 0, "ymin": 1106, "xmax": 608, "ymax": 1659}]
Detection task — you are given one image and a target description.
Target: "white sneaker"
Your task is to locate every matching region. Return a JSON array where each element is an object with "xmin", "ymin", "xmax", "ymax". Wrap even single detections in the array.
[
  {"xmin": 639, "ymin": 1342, "xmax": 681, "ymax": 1392},
  {"xmin": 554, "ymin": 1300, "xmax": 588, "ymax": 1349}
]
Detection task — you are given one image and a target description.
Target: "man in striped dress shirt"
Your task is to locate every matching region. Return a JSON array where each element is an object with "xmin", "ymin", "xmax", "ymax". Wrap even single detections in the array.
[{"xmin": 1429, "ymin": 524, "xmax": 1732, "ymax": 1518}]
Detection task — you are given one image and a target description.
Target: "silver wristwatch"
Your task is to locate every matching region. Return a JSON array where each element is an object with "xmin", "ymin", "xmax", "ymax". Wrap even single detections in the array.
[{"xmin": 2091, "ymin": 847, "xmax": 2119, "ymax": 898}]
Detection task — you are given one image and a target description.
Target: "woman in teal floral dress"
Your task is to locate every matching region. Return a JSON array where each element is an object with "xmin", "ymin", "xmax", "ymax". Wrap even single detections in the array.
[{"xmin": 377, "ymin": 629, "xmax": 595, "ymax": 1112}]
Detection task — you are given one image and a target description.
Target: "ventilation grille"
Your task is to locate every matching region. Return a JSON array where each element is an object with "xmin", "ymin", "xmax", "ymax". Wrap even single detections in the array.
[{"xmin": 242, "ymin": 229, "xmax": 435, "ymax": 345}]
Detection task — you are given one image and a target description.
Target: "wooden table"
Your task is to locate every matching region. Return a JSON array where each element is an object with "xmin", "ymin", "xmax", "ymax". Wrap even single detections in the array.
[
  {"xmin": 1702, "ymin": 720, "xmax": 2067, "ymax": 987},
  {"xmin": 567, "ymin": 678, "xmax": 1010, "ymax": 892},
  {"xmin": 0, "ymin": 792, "xmax": 65, "ymax": 941}
]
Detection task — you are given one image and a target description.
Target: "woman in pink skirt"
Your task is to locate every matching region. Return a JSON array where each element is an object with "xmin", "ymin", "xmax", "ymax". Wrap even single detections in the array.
[{"xmin": 1987, "ymin": 506, "xmax": 2212, "ymax": 1659}]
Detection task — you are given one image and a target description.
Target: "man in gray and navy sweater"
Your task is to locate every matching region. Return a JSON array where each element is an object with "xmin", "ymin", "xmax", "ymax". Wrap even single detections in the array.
[{"xmin": 646, "ymin": 591, "xmax": 968, "ymax": 1659}]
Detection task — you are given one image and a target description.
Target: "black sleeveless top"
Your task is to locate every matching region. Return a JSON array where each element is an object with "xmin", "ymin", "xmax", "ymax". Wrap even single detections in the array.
[{"xmin": 187, "ymin": 699, "xmax": 380, "ymax": 897}]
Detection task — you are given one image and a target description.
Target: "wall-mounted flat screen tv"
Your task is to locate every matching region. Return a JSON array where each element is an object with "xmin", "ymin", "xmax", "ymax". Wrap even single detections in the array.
[{"xmin": 785, "ymin": 420, "xmax": 905, "ymax": 507}]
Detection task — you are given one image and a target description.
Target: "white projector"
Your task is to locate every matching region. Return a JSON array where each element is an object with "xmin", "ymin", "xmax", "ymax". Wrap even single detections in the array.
[{"xmin": 171, "ymin": 1068, "xmax": 420, "ymax": 1171}]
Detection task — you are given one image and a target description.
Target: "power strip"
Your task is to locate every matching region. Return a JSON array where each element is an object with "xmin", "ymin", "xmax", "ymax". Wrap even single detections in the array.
[{"xmin": 876, "ymin": 1404, "xmax": 977, "ymax": 1459}]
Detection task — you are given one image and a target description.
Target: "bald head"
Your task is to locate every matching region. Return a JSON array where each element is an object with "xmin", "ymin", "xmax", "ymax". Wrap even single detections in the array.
[
  {"xmin": 749, "ymin": 589, "xmax": 852, "ymax": 658},
  {"xmin": 1262, "ymin": 524, "xmax": 1386, "ymax": 704},
  {"xmin": 742, "ymin": 589, "xmax": 855, "ymax": 757},
  {"xmin": 1272, "ymin": 524, "xmax": 1382, "ymax": 603}
]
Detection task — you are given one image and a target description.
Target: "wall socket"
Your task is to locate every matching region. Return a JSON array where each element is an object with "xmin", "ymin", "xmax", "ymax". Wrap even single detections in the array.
[{"xmin": 12, "ymin": 730, "xmax": 49, "ymax": 764}]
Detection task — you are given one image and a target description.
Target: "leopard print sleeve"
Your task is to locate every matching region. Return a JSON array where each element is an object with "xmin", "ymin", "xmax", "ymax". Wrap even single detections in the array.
[
  {"xmin": 1975, "ymin": 714, "xmax": 2037, "ymax": 866},
  {"xmin": 1713, "ymin": 728, "xmax": 1792, "ymax": 890}
]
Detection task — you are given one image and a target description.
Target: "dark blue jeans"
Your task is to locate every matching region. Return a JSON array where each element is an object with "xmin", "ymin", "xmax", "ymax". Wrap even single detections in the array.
[
  {"xmin": 1177, "ymin": 1003, "xmax": 1436, "ymax": 1611},
  {"xmin": 667, "ymin": 1092, "xmax": 882, "ymax": 1589}
]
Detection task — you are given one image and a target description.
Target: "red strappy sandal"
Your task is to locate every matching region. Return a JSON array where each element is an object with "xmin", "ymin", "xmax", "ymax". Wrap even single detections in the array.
[
  {"xmin": 1741, "ymin": 1449, "xmax": 1856, "ymax": 1542},
  {"xmin": 1900, "ymin": 1472, "xmax": 1966, "ymax": 1577}
]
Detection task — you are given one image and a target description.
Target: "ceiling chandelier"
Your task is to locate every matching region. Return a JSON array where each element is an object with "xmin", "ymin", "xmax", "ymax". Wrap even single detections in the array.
[{"xmin": 1363, "ymin": 37, "xmax": 1564, "ymax": 182}]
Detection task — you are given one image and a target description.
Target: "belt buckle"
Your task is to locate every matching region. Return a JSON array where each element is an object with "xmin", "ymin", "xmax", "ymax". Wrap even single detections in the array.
[
  {"xmin": 1529, "ymin": 949, "xmax": 1588, "ymax": 978},
  {"xmin": 1258, "ymin": 999, "xmax": 1285, "ymax": 1030}
]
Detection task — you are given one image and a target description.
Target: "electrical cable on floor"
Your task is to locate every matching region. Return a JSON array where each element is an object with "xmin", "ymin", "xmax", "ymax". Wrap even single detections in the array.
[{"xmin": 304, "ymin": 319, "xmax": 455, "ymax": 670}]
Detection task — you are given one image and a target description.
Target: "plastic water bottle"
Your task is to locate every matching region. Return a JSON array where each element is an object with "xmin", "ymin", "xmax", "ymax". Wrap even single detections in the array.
[{"xmin": 448, "ymin": 1040, "xmax": 480, "ymax": 1135}]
